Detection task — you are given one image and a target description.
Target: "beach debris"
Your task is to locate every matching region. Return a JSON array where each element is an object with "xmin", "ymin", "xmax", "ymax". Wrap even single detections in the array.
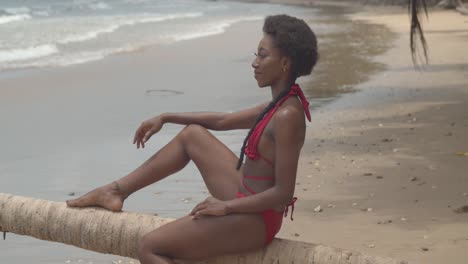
[
  {"xmin": 401, "ymin": 217, "xmax": 407, "ymax": 221},
  {"xmin": 378, "ymin": 123, "xmax": 383, "ymax": 127},
  {"xmin": 463, "ymin": 193, "xmax": 468, "ymax": 197},
  {"xmin": 376, "ymin": 175, "xmax": 384, "ymax": 179},
  {"xmin": 431, "ymin": 186, "xmax": 437, "ymax": 189},
  {"xmin": 294, "ymin": 233, "xmax": 300, "ymax": 237},
  {"xmin": 417, "ymin": 181, "xmax": 426, "ymax": 186},
  {"xmin": 367, "ymin": 243, "xmax": 375, "ymax": 248},
  {"xmin": 314, "ymin": 205, "xmax": 323, "ymax": 212},
  {"xmin": 381, "ymin": 138, "xmax": 393, "ymax": 142},
  {"xmin": 392, "ymin": 148, "xmax": 399, "ymax": 153},
  {"xmin": 423, "ymin": 235, "xmax": 429, "ymax": 239},
  {"xmin": 68, "ymin": 192, "xmax": 75, "ymax": 196},
  {"xmin": 181, "ymin": 197, "xmax": 192, "ymax": 203},
  {"xmin": 302, "ymin": 188, "xmax": 308, "ymax": 191},
  {"xmin": 363, "ymin": 172, "xmax": 373, "ymax": 177},
  {"xmin": 377, "ymin": 219, "xmax": 392, "ymax": 224},
  {"xmin": 454, "ymin": 205, "xmax": 468, "ymax": 214},
  {"xmin": 446, "ymin": 132, "xmax": 453, "ymax": 136},
  {"xmin": 145, "ymin": 89, "xmax": 183, "ymax": 96},
  {"xmin": 361, "ymin": 208, "xmax": 373, "ymax": 212},
  {"xmin": 421, "ymin": 247, "xmax": 429, "ymax": 252},
  {"xmin": 352, "ymin": 202, "xmax": 358, "ymax": 207},
  {"xmin": 327, "ymin": 204, "xmax": 336, "ymax": 208},
  {"xmin": 456, "ymin": 152, "xmax": 468, "ymax": 157},
  {"xmin": 410, "ymin": 176, "xmax": 419, "ymax": 182}
]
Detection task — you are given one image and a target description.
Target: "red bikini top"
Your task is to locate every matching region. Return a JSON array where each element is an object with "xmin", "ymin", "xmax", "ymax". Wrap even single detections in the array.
[{"xmin": 244, "ymin": 84, "xmax": 311, "ymax": 163}]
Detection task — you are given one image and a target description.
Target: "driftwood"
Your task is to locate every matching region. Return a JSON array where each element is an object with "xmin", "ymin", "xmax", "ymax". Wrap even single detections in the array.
[{"xmin": 0, "ymin": 193, "xmax": 413, "ymax": 264}]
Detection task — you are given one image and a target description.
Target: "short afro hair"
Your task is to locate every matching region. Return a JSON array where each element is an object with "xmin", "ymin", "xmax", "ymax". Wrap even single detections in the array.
[{"xmin": 263, "ymin": 14, "xmax": 318, "ymax": 80}]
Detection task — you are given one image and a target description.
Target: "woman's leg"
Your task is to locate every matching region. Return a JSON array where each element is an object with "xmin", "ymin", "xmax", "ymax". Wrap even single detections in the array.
[
  {"xmin": 67, "ymin": 124, "xmax": 243, "ymax": 211},
  {"xmin": 138, "ymin": 213, "xmax": 267, "ymax": 264}
]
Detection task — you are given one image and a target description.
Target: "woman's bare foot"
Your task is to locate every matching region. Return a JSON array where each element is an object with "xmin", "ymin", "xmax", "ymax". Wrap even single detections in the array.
[{"xmin": 66, "ymin": 181, "xmax": 128, "ymax": 212}]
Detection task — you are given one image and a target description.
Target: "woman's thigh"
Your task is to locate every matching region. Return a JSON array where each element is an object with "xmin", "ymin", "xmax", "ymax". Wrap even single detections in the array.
[
  {"xmin": 180, "ymin": 124, "xmax": 243, "ymax": 200},
  {"xmin": 139, "ymin": 213, "xmax": 266, "ymax": 260}
]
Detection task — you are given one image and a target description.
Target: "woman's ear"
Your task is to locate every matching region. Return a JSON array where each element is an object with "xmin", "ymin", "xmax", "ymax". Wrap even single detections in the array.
[{"xmin": 281, "ymin": 56, "xmax": 292, "ymax": 73}]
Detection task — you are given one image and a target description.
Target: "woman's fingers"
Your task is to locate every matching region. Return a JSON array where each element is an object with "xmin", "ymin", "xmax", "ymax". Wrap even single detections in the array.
[
  {"xmin": 143, "ymin": 128, "xmax": 154, "ymax": 143},
  {"xmin": 192, "ymin": 208, "xmax": 211, "ymax": 219},
  {"xmin": 190, "ymin": 199, "xmax": 209, "ymax": 215},
  {"xmin": 190, "ymin": 203, "xmax": 208, "ymax": 215},
  {"xmin": 133, "ymin": 124, "xmax": 149, "ymax": 149}
]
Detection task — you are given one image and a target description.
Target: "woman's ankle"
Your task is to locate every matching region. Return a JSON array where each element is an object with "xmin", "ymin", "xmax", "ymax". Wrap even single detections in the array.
[{"xmin": 113, "ymin": 181, "xmax": 130, "ymax": 200}]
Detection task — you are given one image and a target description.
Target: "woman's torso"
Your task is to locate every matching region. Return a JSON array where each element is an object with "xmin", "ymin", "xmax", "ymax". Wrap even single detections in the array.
[{"xmin": 238, "ymin": 96, "xmax": 306, "ymax": 211}]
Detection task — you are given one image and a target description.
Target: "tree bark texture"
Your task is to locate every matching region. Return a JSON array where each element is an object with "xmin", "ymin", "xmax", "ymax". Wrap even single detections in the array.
[{"xmin": 0, "ymin": 193, "xmax": 413, "ymax": 264}]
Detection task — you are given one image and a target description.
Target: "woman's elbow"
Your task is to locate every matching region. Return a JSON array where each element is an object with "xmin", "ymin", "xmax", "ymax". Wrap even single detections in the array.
[{"xmin": 275, "ymin": 188, "xmax": 294, "ymax": 205}]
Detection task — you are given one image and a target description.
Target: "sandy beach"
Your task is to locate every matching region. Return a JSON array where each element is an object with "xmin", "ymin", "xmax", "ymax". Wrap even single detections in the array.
[
  {"xmin": 1, "ymin": 1, "xmax": 467, "ymax": 263},
  {"xmin": 273, "ymin": 3, "xmax": 468, "ymax": 264}
]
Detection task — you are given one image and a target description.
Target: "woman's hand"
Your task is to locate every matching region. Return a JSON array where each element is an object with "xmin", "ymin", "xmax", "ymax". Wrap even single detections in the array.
[
  {"xmin": 133, "ymin": 115, "xmax": 164, "ymax": 148},
  {"xmin": 190, "ymin": 196, "xmax": 229, "ymax": 219}
]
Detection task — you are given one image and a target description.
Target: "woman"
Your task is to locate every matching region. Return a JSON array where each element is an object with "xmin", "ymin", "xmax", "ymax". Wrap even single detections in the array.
[{"xmin": 67, "ymin": 14, "xmax": 318, "ymax": 264}]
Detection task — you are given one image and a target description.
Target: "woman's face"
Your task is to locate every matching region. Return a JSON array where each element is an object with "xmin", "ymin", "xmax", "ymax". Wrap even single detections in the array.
[{"xmin": 252, "ymin": 34, "xmax": 288, "ymax": 88}]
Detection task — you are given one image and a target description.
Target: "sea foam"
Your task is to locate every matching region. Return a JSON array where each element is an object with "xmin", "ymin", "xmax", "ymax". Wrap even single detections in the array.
[
  {"xmin": 168, "ymin": 16, "xmax": 262, "ymax": 42},
  {"xmin": 59, "ymin": 12, "xmax": 203, "ymax": 44},
  {"xmin": 0, "ymin": 45, "xmax": 58, "ymax": 63},
  {"xmin": 0, "ymin": 14, "xmax": 32, "ymax": 25}
]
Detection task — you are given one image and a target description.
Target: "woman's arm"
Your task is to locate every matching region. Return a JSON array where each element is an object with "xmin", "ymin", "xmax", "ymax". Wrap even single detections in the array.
[
  {"xmin": 133, "ymin": 102, "xmax": 268, "ymax": 148},
  {"xmin": 162, "ymin": 102, "xmax": 269, "ymax": 131}
]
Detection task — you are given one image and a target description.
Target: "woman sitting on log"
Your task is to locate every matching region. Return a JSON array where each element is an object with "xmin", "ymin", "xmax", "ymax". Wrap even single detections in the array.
[{"xmin": 67, "ymin": 14, "xmax": 318, "ymax": 264}]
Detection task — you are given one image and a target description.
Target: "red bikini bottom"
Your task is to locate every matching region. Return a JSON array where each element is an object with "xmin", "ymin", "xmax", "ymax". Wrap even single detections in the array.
[{"xmin": 235, "ymin": 192, "xmax": 283, "ymax": 245}]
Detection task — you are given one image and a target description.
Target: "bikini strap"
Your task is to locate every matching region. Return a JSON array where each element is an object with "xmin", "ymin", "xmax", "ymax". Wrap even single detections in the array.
[
  {"xmin": 284, "ymin": 197, "xmax": 298, "ymax": 221},
  {"xmin": 290, "ymin": 84, "xmax": 311, "ymax": 122},
  {"xmin": 242, "ymin": 181, "xmax": 257, "ymax": 195},
  {"xmin": 243, "ymin": 175, "xmax": 274, "ymax": 181}
]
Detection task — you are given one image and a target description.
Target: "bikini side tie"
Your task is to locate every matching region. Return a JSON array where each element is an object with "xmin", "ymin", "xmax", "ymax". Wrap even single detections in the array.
[{"xmin": 284, "ymin": 197, "xmax": 298, "ymax": 221}]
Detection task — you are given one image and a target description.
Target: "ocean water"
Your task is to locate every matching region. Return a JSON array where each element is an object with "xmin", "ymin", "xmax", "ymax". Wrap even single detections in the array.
[{"xmin": 0, "ymin": 0, "xmax": 318, "ymax": 72}]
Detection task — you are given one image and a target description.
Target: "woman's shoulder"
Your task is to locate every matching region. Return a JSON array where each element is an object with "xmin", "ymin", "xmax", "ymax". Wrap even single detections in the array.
[
  {"xmin": 277, "ymin": 96, "xmax": 306, "ymax": 118},
  {"xmin": 273, "ymin": 99, "xmax": 306, "ymax": 128}
]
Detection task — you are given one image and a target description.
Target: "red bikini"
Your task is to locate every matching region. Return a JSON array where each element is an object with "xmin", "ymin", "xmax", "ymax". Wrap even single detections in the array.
[{"xmin": 237, "ymin": 84, "xmax": 311, "ymax": 245}]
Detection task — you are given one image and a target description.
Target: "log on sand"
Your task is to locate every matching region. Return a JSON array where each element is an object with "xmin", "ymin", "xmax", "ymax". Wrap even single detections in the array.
[{"xmin": 0, "ymin": 193, "xmax": 412, "ymax": 264}]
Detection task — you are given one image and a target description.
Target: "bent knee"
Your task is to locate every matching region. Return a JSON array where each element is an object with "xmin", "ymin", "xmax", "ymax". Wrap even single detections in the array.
[
  {"xmin": 179, "ymin": 124, "xmax": 209, "ymax": 142},
  {"xmin": 137, "ymin": 233, "xmax": 169, "ymax": 259}
]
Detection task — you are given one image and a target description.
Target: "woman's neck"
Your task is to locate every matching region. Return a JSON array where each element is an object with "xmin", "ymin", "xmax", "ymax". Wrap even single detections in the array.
[{"xmin": 270, "ymin": 79, "xmax": 292, "ymax": 100}]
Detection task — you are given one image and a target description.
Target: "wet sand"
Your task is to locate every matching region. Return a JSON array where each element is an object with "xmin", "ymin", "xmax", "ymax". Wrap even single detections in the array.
[{"xmin": 275, "ymin": 4, "xmax": 468, "ymax": 264}]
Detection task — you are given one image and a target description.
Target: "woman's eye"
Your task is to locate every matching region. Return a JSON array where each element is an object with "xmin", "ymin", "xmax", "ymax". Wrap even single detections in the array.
[{"xmin": 255, "ymin": 52, "xmax": 266, "ymax": 58}]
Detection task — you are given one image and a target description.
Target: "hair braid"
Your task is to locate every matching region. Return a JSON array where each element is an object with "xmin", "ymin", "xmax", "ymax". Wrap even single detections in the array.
[{"xmin": 236, "ymin": 85, "xmax": 292, "ymax": 170}]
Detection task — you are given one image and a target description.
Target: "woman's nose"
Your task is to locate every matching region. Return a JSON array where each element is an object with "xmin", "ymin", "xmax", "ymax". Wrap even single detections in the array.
[{"xmin": 251, "ymin": 58, "xmax": 259, "ymax": 68}]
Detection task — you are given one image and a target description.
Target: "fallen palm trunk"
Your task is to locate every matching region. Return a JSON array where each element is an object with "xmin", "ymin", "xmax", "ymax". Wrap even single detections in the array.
[{"xmin": 0, "ymin": 193, "xmax": 411, "ymax": 264}]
